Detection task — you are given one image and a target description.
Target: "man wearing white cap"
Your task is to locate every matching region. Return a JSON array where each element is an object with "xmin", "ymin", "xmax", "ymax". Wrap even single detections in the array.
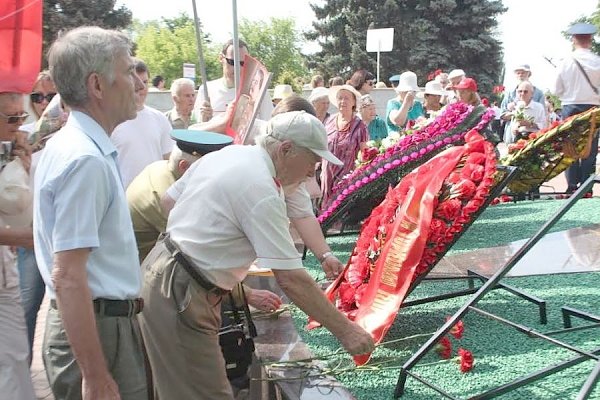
[
  {"xmin": 500, "ymin": 64, "xmax": 545, "ymax": 143},
  {"xmin": 138, "ymin": 111, "xmax": 375, "ymax": 399},
  {"xmin": 553, "ymin": 22, "xmax": 600, "ymax": 193},
  {"xmin": 444, "ymin": 69, "xmax": 465, "ymax": 104}
]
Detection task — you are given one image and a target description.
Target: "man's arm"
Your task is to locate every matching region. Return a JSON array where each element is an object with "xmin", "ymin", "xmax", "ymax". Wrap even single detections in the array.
[
  {"xmin": 0, "ymin": 226, "xmax": 33, "ymax": 248},
  {"xmin": 273, "ymin": 268, "xmax": 374, "ymax": 356},
  {"xmin": 53, "ymin": 249, "xmax": 120, "ymax": 399}
]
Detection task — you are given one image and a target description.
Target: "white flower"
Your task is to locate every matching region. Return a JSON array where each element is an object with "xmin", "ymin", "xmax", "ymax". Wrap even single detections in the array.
[
  {"xmin": 366, "ymin": 140, "xmax": 376, "ymax": 148},
  {"xmin": 516, "ymin": 101, "xmax": 526, "ymax": 110},
  {"xmin": 381, "ymin": 137, "xmax": 393, "ymax": 149},
  {"xmin": 389, "ymin": 131, "xmax": 401, "ymax": 141}
]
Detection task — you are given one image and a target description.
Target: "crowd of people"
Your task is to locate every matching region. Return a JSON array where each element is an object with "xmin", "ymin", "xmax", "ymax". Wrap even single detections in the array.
[{"xmin": 0, "ymin": 21, "xmax": 599, "ymax": 400}]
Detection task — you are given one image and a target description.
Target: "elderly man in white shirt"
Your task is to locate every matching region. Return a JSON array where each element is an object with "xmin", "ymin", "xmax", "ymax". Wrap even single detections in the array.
[
  {"xmin": 554, "ymin": 22, "xmax": 600, "ymax": 193},
  {"xmin": 139, "ymin": 111, "xmax": 375, "ymax": 400},
  {"xmin": 506, "ymin": 81, "xmax": 548, "ymax": 143}
]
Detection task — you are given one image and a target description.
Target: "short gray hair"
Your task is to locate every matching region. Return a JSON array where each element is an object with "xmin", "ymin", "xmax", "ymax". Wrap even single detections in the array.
[
  {"xmin": 48, "ymin": 26, "xmax": 132, "ymax": 108},
  {"xmin": 168, "ymin": 145, "xmax": 199, "ymax": 171},
  {"xmin": 170, "ymin": 78, "xmax": 195, "ymax": 97}
]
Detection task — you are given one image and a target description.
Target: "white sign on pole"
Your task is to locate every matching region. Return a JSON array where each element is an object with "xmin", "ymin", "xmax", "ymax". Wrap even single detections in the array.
[
  {"xmin": 366, "ymin": 28, "xmax": 394, "ymax": 52},
  {"xmin": 183, "ymin": 63, "xmax": 196, "ymax": 81},
  {"xmin": 366, "ymin": 28, "xmax": 394, "ymax": 83}
]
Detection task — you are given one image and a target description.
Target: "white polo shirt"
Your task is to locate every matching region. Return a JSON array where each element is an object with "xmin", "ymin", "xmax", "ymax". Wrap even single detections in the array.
[
  {"xmin": 111, "ymin": 106, "xmax": 174, "ymax": 188},
  {"xmin": 167, "ymin": 145, "xmax": 302, "ymax": 290}
]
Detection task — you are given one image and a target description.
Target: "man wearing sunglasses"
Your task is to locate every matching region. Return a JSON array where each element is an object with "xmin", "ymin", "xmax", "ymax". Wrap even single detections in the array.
[
  {"xmin": 0, "ymin": 91, "xmax": 36, "ymax": 399},
  {"xmin": 193, "ymin": 39, "xmax": 273, "ymax": 123}
]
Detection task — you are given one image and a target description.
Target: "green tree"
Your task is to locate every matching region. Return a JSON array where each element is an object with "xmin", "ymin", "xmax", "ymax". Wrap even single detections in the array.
[
  {"xmin": 306, "ymin": 0, "xmax": 506, "ymax": 96},
  {"xmin": 134, "ymin": 18, "xmax": 221, "ymax": 87},
  {"xmin": 42, "ymin": 0, "xmax": 132, "ymax": 67},
  {"xmin": 239, "ymin": 17, "xmax": 309, "ymax": 85}
]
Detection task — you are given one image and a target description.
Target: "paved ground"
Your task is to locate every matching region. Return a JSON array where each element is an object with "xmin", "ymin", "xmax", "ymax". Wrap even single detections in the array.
[{"xmin": 31, "ymin": 296, "xmax": 52, "ymax": 399}]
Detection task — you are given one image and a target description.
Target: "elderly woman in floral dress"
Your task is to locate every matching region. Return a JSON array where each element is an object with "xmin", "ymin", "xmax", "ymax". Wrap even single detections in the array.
[{"xmin": 320, "ymin": 85, "xmax": 369, "ymax": 206}]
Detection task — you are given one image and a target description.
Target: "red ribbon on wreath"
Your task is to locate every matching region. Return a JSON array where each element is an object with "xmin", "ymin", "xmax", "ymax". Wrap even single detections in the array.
[{"xmin": 308, "ymin": 130, "xmax": 496, "ymax": 366}]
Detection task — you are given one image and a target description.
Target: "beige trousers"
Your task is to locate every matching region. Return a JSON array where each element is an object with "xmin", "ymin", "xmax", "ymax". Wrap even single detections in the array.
[{"xmin": 138, "ymin": 239, "xmax": 234, "ymax": 400}]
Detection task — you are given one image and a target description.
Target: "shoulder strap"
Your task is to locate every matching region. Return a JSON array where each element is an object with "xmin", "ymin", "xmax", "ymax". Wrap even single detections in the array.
[
  {"xmin": 238, "ymin": 284, "xmax": 257, "ymax": 338},
  {"xmin": 573, "ymin": 58, "xmax": 599, "ymax": 95}
]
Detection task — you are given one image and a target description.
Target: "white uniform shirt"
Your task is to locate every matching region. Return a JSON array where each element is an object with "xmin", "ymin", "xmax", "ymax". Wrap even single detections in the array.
[
  {"xmin": 193, "ymin": 77, "xmax": 273, "ymax": 122},
  {"xmin": 111, "ymin": 106, "xmax": 174, "ymax": 188},
  {"xmin": 554, "ymin": 48, "xmax": 600, "ymax": 106},
  {"xmin": 167, "ymin": 145, "xmax": 302, "ymax": 290}
]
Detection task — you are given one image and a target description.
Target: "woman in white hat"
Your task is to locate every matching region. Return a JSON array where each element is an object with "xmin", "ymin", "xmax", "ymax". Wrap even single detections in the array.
[
  {"xmin": 308, "ymin": 87, "xmax": 331, "ymax": 123},
  {"xmin": 385, "ymin": 71, "xmax": 425, "ymax": 133},
  {"xmin": 320, "ymin": 84, "xmax": 369, "ymax": 206},
  {"xmin": 422, "ymin": 80, "xmax": 447, "ymax": 116}
]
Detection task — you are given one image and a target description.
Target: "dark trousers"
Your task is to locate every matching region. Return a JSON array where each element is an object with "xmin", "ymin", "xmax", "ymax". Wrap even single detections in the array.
[{"xmin": 562, "ymin": 104, "xmax": 599, "ymax": 191}]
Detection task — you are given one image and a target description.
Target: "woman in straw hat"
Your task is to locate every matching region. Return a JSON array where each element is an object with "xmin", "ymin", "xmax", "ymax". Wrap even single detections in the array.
[{"xmin": 320, "ymin": 84, "xmax": 368, "ymax": 206}]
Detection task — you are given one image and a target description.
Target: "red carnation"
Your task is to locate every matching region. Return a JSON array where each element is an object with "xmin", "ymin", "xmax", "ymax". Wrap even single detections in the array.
[
  {"xmin": 457, "ymin": 348, "xmax": 474, "ymax": 373},
  {"xmin": 461, "ymin": 163, "xmax": 485, "ymax": 183},
  {"xmin": 435, "ymin": 336, "xmax": 452, "ymax": 359},
  {"xmin": 452, "ymin": 178, "xmax": 477, "ymax": 200},
  {"xmin": 463, "ymin": 198, "xmax": 482, "ymax": 215},
  {"xmin": 446, "ymin": 171, "xmax": 462, "ymax": 184},
  {"xmin": 436, "ymin": 198, "xmax": 462, "ymax": 221},
  {"xmin": 466, "ymin": 152, "xmax": 486, "ymax": 165},
  {"xmin": 446, "ymin": 318, "xmax": 465, "ymax": 339}
]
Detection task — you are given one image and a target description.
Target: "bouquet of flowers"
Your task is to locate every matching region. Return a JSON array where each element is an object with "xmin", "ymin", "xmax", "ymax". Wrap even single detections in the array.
[
  {"xmin": 318, "ymin": 104, "xmax": 495, "ymax": 231},
  {"xmin": 309, "ymin": 131, "xmax": 499, "ymax": 365},
  {"xmin": 501, "ymin": 107, "xmax": 600, "ymax": 193}
]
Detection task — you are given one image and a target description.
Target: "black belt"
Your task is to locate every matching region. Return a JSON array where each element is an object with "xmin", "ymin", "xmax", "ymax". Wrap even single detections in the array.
[
  {"xmin": 163, "ymin": 234, "xmax": 229, "ymax": 295},
  {"xmin": 50, "ymin": 298, "xmax": 144, "ymax": 317}
]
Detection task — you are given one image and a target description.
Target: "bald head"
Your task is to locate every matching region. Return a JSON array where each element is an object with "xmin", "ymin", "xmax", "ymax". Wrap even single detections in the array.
[{"xmin": 517, "ymin": 81, "xmax": 534, "ymax": 103}]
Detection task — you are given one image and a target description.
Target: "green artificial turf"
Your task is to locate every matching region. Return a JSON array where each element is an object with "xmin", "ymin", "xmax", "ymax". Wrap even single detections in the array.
[{"xmin": 291, "ymin": 199, "xmax": 600, "ymax": 399}]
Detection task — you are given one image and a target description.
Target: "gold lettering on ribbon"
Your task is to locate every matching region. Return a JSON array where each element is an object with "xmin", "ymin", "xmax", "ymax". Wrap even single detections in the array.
[
  {"xmin": 380, "ymin": 218, "xmax": 418, "ymax": 288},
  {"xmin": 370, "ymin": 290, "xmax": 390, "ymax": 312}
]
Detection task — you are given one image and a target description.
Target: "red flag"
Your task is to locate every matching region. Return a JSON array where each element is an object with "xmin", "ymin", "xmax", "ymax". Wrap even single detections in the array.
[{"xmin": 0, "ymin": 0, "xmax": 43, "ymax": 93}]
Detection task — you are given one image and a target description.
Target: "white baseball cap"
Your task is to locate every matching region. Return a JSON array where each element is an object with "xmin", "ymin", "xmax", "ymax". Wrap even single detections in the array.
[
  {"xmin": 266, "ymin": 111, "xmax": 343, "ymax": 166},
  {"xmin": 448, "ymin": 69, "xmax": 465, "ymax": 80}
]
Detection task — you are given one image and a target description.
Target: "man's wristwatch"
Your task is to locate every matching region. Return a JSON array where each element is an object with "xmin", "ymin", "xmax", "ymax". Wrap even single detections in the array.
[{"xmin": 319, "ymin": 251, "xmax": 334, "ymax": 263}]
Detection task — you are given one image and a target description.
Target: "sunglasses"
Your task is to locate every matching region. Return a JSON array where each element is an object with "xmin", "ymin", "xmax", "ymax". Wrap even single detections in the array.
[
  {"xmin": 224, "ymin": 57, "xmax": 244, "ymax": 67},
  {"xmin": 31, "ymin": 92, "xmax": 57, "ymax": 104},
  {"xmin": 0, "ymin": 110, "xmax": 29, "ymax": 124}
]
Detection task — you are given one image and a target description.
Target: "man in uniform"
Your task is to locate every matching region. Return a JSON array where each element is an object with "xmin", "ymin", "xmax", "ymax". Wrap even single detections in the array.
[
  {"xmin": 553, "ymin": 22, "xmax": 600, "ymax": 194},
  {"xmin": 127, "ymin": 130, "xmax": 232, "ymax": 262}
]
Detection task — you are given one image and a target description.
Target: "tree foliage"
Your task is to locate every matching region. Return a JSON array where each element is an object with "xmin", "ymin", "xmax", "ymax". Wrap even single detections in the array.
[
  {"xmin": 131, "ymin": 14, "xmax": 308, "ymax": 88},
  {"xmin": 305, "ymin": 0, "xmax": 506, "ymax": 95},
  {"xmin": 42, "ymin": 0, "xmax": 132, "ymax": 67},
  {"xmin": 239, "ymin": 17, "xmax": 309, "ymax": 85},
  {"xmin": 134, "ymin": 15, "xmax": 221, "ymax": 87}
]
